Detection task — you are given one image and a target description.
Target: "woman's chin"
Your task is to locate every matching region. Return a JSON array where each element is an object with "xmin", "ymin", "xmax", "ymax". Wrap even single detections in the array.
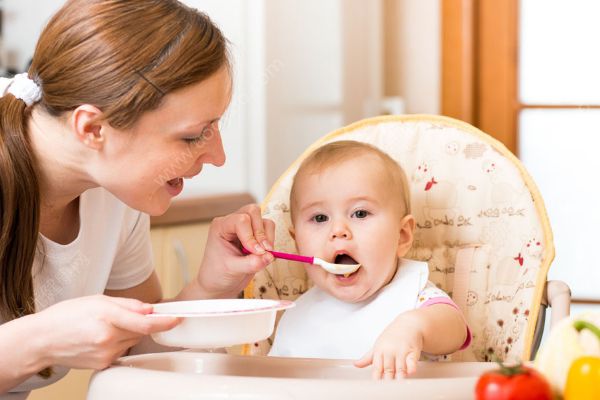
[
  {"xmin": 132, "ymin": 196, "xmax": 172, "ymax": 216},
  {"xmin": 147, "ymin": 200, "xmax": 172, "ymax": 216}
]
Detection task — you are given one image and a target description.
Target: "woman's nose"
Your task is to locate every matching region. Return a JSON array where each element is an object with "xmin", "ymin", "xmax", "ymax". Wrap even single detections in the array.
[
  {"xmin": 204, "ymin": 129, "xmax": 226, "ymax": 167},
  {"xmin": 330, "ymin": 221, "xmax": 352, "ymax": 240}
]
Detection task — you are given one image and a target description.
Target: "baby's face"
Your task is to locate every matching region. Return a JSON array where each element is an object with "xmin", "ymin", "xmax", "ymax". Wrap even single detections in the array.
[{"xmin": 291, "ymin": 155, "xmax": 412, "ymax": 303}]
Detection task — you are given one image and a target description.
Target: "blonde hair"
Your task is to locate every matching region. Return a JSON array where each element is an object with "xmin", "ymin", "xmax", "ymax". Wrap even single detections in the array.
[{"xmin": 289, "ymin": 140, "xmax": 411, "ymax": 221}]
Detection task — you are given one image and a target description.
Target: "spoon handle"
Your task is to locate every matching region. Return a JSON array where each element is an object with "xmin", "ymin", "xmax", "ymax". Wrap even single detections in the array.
[
  {"xmin": 269, "ymin": 250, "xmax": 314, "ymax": 264},
  {"xmin": 241, "ymin": 247, "xmax": 314, "ymax": 265}
]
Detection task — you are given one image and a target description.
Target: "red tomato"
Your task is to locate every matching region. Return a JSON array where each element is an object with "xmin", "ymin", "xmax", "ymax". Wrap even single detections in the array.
[{"xmin": 475, "ymin": 364, "xmax": 553, "ymax": 400}]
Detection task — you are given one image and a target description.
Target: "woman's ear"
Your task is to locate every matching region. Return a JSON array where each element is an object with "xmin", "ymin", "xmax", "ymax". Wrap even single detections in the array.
[
  {"xmin": 396, "ymin": 214, "xmax": 415, "ymax": 258},
  {"xmin": 70, "ymin": 104, "xmax": 106, "ymax": 150},
  {"xmin": 288, "ymin": 225, "xmax": 296, "ymax": 240}
]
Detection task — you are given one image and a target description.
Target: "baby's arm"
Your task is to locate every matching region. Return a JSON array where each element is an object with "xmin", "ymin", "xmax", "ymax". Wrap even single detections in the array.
[{"xmin": 354, "ymin": 295, "xmax": 469, "ymax": 379}]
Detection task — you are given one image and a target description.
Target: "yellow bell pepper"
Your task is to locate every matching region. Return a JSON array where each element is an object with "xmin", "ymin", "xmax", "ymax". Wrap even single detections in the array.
[
  {"xmin": 564, "ymin": 356, "xmax": 600, "ymax": 400},
  {"xmin": 535, "ymin": 314, "xmax": 600, "ymax": 393},
  {"xmin": 563, "ymin": 321, "xmax": 600, "ymax": 400}
]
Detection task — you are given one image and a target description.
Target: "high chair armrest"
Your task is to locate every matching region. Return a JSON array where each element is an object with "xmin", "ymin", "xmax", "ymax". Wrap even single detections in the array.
[
  {"xmin": 542, "ymin": 280, "xmax": 571, "ymax": 327},
  {"xmin": 531, "ymin": 280, "xmax": 571, "ymax": 359}
]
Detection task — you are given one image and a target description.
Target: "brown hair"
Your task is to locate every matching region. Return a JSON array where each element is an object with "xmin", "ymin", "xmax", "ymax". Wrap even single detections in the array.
[
  {"xmin": 289, "ymin": 140, "xmax": 412, "ymax": 222},
  {"xmin": 0, "ymin": 0, "xmax": 228, "ymax": 325}
]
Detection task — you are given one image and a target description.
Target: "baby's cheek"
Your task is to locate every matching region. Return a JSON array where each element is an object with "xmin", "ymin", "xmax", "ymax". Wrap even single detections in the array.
[
  {"xmin": 294, "ymin": 231, "xmax": 320, "ymax": 253},
  {"xmin": 304, "ymin": 266, "xmax": 327, "ymax": 286}
]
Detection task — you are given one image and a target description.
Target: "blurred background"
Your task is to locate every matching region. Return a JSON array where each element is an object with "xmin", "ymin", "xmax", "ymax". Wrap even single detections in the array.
[
  {"xmin": 1, "ymin": 0, "xmax": 598, "ymax": 397},
  {"xmin": 4, "ymin": 0, "xmax": 596, "ymax": 311},
  {"xmin": 0, "ymin": 0, "xmax": 441, "ymax": 199},
  {"xmin": 2, "ymin": 0, "xmax": 599, "ymax": 327}
]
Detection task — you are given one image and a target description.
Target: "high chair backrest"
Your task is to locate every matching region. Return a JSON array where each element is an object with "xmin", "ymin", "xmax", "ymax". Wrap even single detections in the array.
[{"xmin": 245, "ymin": 115, "xmax": 554, "ymax": 362}]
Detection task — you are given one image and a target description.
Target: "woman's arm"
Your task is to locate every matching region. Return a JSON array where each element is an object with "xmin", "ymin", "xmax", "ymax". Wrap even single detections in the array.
[
  {"xmin": 0, "ymin": 295, "xmax": 178, "ymax": 394},
  {"xmin": 0, "ymin": 314, "xmax": 47, "ymax": 393},
  {"xmin": 109, "ymin": 204, "xmax": 275, "ymax": 303},
  {"xmin": 106, "ymin": 204, "xmax": 276, "ymax": 354},
  {"xmin": 105, "ymin": 272, "xmax": 181, "ymax": 355},
  {"xmin": 104, "ymin": 271, "xmax": 163, "ymax": 304},
  {"xmin": 178, "ymin": 204, "xmax": 275, "ymax": 300}
]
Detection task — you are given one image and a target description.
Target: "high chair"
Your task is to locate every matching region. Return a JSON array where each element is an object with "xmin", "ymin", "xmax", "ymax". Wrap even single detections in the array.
[
  {"xmin": 244, "ymin": 114, "xmax": 571, "ymax": 362},
  {"xmin": 86, "ymin": 115, "xmax": 572, "ymax": 400}
]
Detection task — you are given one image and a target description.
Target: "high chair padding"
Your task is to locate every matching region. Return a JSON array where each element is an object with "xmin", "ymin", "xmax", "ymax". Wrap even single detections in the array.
[{"xmin": 245, "ymin": 114, "xmax": 554, "ymax": 362}]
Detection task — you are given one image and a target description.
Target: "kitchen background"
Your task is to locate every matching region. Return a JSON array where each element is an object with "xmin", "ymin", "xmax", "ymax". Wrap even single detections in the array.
[{"xmin": 1, "ymin": 0, "xmax": 598, "ymax": 398}]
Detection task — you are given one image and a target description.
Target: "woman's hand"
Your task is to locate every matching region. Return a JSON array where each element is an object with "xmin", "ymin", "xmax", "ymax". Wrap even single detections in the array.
[
  {"xmin": 354, "ymin": 313, "xmax": 424, "ymax": 380},
  {"xmin": 35, "ymin": 295, "xmax": 179, "ymax": 370},
  {"xmin": 194, "ymin": 204, "xmax": 275, "ymax": 299}
]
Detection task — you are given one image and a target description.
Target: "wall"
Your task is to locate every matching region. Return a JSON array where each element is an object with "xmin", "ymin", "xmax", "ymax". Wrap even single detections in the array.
[
  {"xmin": 264, "ymin": 0, "xmax": 384, "ymax": 187},
  {"xmin": 384, "ymin": 0, "xmax": 440, "ymax": 114},
  {"xmin": 2, "ymin": 0, "xmax": 62, "ymax": 69}
]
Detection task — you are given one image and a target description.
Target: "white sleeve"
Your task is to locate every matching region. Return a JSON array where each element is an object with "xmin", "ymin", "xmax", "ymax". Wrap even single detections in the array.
[{"xmin": 105, "ymin": 212, "xmax": 154, "ymax": 290}]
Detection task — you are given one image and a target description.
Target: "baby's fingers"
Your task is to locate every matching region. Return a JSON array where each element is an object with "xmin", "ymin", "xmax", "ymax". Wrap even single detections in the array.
[
  {"xmin": 354, "ymin": 349, "xmax": 373, "ymax": 368},
  {"xmin": 405, "ymin": 350, "xmax": 420, "ymax": 375},
  {"xmin": 383, "ymin": 353, "xmax": 397, "ymax": 380},
  {"xmin": 372, "ymin": 352, "xmax": 384, "ymax": 380},
  {"xmin": 395, "ymin": 353, "xmax": 408, "ymax": 379}
]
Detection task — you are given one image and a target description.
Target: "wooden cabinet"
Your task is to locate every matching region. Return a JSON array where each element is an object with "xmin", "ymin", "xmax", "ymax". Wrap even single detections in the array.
[{"xmin": 151, "ymin": 222, "xmax": 211, "ymax": 299}]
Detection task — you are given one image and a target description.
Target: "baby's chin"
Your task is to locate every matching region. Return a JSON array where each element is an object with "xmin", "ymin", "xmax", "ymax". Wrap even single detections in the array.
[{"xmin": 327, "ymin": 285, "xmax": 379, "ymax": 304}]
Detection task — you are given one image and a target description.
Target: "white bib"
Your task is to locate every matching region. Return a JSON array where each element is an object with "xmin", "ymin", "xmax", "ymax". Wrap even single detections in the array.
[{"xmin": 269, "ymin": 259, "xmax": 429, "ymax": 359}]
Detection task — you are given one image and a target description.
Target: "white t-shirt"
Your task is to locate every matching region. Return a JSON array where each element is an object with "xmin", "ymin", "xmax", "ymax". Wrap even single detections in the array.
[{"xmin": 3, "ymin": 187, "xmax": 154, "ymax": 399}]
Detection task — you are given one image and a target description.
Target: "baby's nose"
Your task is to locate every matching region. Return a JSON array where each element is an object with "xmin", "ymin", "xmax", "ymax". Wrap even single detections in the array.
[{"xmin": 330, "ymin": 224, "xmax": 352, "ymax": 240}]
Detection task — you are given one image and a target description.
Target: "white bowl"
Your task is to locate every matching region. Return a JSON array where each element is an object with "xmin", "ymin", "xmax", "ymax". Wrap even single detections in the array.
[{"xmin": 149, "ymin": 299, "xmax": 294, "ymax": 348}]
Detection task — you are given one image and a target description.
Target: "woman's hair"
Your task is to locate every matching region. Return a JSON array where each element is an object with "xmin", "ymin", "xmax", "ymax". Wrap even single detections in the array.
[
  {"xmin": 0, "ymin": 0, "xmax": 229, "ymax": 323},
  {"xmin": 289, "ymin": 140, "xmax": 412, "ymax": 222}
]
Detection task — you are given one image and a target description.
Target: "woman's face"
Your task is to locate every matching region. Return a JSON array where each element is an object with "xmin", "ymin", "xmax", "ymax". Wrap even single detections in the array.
[{"xmin": 95, "ymin": 67, "xmax": 231, "ymax": 215}]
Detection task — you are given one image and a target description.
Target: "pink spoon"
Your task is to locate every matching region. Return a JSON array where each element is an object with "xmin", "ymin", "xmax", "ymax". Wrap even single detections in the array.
[{"xmin": 242, "ymin": 247, "xmax": 361, "ymax": 275}]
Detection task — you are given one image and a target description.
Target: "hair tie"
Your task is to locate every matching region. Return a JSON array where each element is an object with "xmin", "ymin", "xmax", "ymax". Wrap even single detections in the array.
[{"xmin": 0, "ymin": 73, "xmax": 42, "ymax": 106}]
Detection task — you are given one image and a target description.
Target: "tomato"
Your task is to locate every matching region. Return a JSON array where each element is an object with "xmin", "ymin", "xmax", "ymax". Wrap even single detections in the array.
[{"xmin": 475, "ymin": 363, "xmax": 553, "ymax": 400}]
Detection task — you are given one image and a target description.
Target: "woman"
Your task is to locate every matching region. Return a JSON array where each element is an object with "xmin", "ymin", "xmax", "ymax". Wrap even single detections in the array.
[{"xmin": 0, "ymin": 0, "xmax": 274, "ymax": 396}]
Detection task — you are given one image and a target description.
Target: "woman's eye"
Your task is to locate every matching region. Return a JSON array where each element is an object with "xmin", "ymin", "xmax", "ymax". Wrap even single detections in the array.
[
  {"xmin": 183, "ymin": 136, "xmax": 204, "ymax": 144},
  {"xmin": 352, "ymin": 210, "xmax": 369, "ymax": 218},
  {"xmin": 312, "ymin": 214, "xmax": 329, "ymax": 223},
  {"xmin": 183, "ymin": 122, "xmax": 217, "ymax": 145}
]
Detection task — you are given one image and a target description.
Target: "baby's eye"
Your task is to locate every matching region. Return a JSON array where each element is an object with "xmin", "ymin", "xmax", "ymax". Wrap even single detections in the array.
[
  {"xmin": 352, "ymin": 209, "xmax": 370, "ymax": 218},
  {"xmin": 312, "ymin": 214, "xmax": 329, "ymax": 223}
]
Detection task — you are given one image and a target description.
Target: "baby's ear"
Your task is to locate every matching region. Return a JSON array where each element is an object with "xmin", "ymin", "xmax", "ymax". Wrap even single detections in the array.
[
  {"xmin": 397, "ymin": 214, "xmax": 415, "ymax": 258},
  {"xmin": 288, "ymin": 225, "xmax": 296, "ymax": 240}
]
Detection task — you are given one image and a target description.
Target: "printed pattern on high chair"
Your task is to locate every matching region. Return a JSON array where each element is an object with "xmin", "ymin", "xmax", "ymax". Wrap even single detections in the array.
[{"xmin": 244, "ymin": 114, "xmax": 554, "ymax": 363}]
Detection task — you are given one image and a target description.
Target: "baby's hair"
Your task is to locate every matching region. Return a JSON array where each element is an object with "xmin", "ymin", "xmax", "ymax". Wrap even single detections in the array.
[{"xmin": 290, "ymin": 140, "xmax": 411, "ymax": 222}]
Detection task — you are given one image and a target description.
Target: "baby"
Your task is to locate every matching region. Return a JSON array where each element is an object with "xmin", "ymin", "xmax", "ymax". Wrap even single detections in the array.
[{"xmin": 269, "ymin": 140, "xmax": 471, "ymax": 379}]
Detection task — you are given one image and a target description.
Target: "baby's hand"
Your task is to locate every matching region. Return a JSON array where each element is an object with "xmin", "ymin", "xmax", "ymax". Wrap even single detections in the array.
[{"xmin": 354, "ymin": 317, "xmax": 424, "ymax": 380}]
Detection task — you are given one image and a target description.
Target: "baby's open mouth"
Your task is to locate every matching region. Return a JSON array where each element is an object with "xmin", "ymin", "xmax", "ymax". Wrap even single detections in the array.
[
  {"xmin": 334, "ymin": 253, "xmax": 359, "ymax": 265},
  {"xmin": 333, "ymin": 253, "xmax": 361, "ymax": 278}
]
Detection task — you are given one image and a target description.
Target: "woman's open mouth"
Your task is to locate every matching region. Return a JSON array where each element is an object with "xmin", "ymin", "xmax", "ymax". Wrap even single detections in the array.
[{"xmin": 166, "ymin": 177, "xmax": 184, "ymax": 196}]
